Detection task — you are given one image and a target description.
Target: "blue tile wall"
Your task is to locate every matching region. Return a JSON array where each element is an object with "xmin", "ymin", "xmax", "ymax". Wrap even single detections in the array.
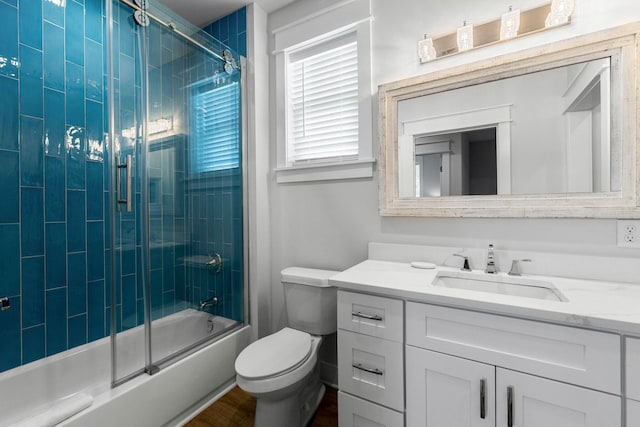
[{"xmin": 0, "ymin": 0, "xmax": 245, "ymax": 373}]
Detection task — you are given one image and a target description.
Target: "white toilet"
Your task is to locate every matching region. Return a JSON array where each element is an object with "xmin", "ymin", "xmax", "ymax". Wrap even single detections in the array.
[{"xmin": 235, "ymin": 267, "xmax": 338, "ymax": 427}]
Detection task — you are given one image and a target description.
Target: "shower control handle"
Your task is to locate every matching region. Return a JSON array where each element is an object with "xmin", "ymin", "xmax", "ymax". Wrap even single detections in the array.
[
  {"xmin": 116, "ymin": 155, "xmax": 132, "ymax": 212},
  {"xmin": 206, "ymin": 253, "xmax": 223, "ymax": 273}
]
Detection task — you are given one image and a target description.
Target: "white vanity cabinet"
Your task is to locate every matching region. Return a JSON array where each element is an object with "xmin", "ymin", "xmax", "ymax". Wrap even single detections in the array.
[
  {"xmin": 337, "ymin": 290, "xmax": 404, "ymax": 426},
  {"xmin": 405, "ymin": 302, "xmax": 622, "ymax": 427},
  {"xmin": 626, "ymin": 337, "xmax": 640, "ymax": 426}
]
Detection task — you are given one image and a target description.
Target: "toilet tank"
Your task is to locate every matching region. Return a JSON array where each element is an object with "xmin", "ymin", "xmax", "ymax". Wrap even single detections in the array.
[{"xmin": 281, "ymin": 267, "xmax": 339, "ymax": 336}]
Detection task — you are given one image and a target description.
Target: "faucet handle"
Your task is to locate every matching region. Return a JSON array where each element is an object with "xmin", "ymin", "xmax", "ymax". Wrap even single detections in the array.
[
  {"xmin": 508, "ymin": 259, "xmax": 531, "ymax": 276},
  {"xmin": 453, "ymin": 253, "xmax": 472, "ymax": 271}
]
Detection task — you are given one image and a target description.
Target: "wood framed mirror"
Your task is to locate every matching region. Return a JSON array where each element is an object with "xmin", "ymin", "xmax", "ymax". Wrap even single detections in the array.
[{"xmin": 379, "ymin": 24, "xmax": 639, "ymax": 217}]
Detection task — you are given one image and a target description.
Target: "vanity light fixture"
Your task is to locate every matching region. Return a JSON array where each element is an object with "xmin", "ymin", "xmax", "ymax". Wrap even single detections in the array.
[
  {"xmin": 457, "ymin": 21, "xmax": 474, "ymax": 52},
  {"xmin": 545, "ymin": 0, "xmax": 574, "ymax": 27},
  {"xmin": 500, "ymin": 6, "xmax": 521, "ymax": 40},
  {"xmin": 418, "ymin": 34, "xmax": 437, "ymax": 62}
]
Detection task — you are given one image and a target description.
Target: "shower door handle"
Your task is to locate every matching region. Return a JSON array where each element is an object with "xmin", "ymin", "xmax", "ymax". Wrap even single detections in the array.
[{"xmin": 116, "ymin": 155, "xmax": 132, "ymax": 212}]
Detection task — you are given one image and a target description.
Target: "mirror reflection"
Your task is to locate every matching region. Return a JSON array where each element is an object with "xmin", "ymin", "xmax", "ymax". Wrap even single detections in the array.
[{"xmin": 398, "ymin": 57, "xmax": 618, "ymax": 198}]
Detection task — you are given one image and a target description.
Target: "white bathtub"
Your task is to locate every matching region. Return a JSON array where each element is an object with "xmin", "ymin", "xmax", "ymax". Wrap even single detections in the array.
[{"xmin": 0, "ymin": 310, "xmax": 250, "ymax": 427}]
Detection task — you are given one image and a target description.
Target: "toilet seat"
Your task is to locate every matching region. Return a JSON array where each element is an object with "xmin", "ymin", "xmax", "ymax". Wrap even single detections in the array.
[{"xmin": 235, "ymin": 328, "xmax": 312, "ymax": 380}]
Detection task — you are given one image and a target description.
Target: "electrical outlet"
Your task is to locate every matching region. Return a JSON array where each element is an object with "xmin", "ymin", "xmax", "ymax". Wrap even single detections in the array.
[{"xmin": 617, "ymin": 220, "xmax": 640, "ymax": 248}]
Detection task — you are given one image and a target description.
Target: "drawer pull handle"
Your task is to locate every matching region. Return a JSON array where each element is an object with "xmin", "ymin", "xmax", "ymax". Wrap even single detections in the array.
[
  {"xmin": 507, "ymin": 385, "xmax": 514, "ymax": 427},
  {"xmin": 352, "ymin": 312, "xmax": 383, "ymax": 321},
  {"xmin": 352, "ymin": 363, "xmax": 383, "ymax": 376},
  {"xmin": 480, "ymin": 378, "xmax": 486, "ymax": 419}
]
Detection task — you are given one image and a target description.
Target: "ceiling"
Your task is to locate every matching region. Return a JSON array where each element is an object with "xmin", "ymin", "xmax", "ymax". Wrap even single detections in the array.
[{"xmin": 157, "ymin": 0, "xmax": 296, "ymax": 28}]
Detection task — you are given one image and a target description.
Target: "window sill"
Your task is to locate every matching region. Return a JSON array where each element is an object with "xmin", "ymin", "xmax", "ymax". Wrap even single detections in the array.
[{"xmin": 274, "ymin": 158, "xmax": 375, "ymax": 183}]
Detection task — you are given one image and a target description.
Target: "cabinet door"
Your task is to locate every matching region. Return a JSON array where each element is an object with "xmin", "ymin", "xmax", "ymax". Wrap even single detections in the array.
[
  {"xmin": 496, "ymin": 368, "xmax": 621, "ymax": 427},
  {"xmin": 338, "ymin": 391, "xmax": 404, "ymax": 427},
  {"xmin": 406, "ymin": 346, "xmax": 495, "ymax": 427},
  {"xmin": 627, "ymin": 399, "xmax": 640, "ymax": 427}
]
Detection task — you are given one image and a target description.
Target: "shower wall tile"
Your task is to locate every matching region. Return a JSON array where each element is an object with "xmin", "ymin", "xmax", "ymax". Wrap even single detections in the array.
[
  {"xmin": 22, "ymin": 256, "xmax": 45, "ymax": 328},
  {"xmin": 86, "ymin": 159, "xmax": 104, "ymax": 220},
  {"xmin": 67, "ymin": 190, "xmax": 86, "ymax": 252},
  {"xmin": 20, "ymin": 115, "xmax": 44, "ymax": 187},
  {"xmin": 0, "ymin": 225, "xmax": 20, "ymax": 297},
  {"xmin": 68, "ymin": 314, "xmax": 87, "ymax": 348},
  {"xmin": 68, "ymin": 252, "xmax": 87, "ymax": 317},
  {"xmin": 44, "ymin": 23, "xmax": 65, "ymax": 91},
  {"xmin": 44, "ymin": 89, "xmax": 66, "ymax": 157},
  {"xmin": 65, "ymin": 0, "xmax": 85, "ymax": 66},
  {"xmin": 46, "ymin": 288, "xmax": 68, "ymax": 356},
  {"xmin": 19, "ymin": 45, "xmax": 43, "ymax": 118},
  {"xmin": 0, "ymin": 2, "xmax": 18, "ymax": 78},
  {"xmin": 66, "ymin": 62, "xmax": 85, "ymax": 127},
  {"xmin": 45, "ymin": 156, "xmax": 65, "ymax": 221},
  {"xmin": 0, "ymin": 77, "xmax": 19, "ymax": 150},
  {"xmin": 43, "ymin": 0, "xmax": 64, "ymax": 26},
  {"xmin": 21, "ymin": 188, "xmax": 45, "ymax": 257},
  {"xmin": 85, "ymin": 0, "xmax": 102, "ymax": 43},
  {"xmin": 18, "ymin": 0, "xmax": 42, "ymax": 50},
  {"xmin": 0, "ymin": 150, "xmax": 19, "ymax": 223},
  {"xmin": 87, "ymin": 279, "xmax": 105, "ymax": 341},
  {"xmin": 45, "ymin": 222, "xmax": 67, "ymax": 289},
  {"xmin": 22, "ymin": 325, "xmax": 45, "ymax": 364}
]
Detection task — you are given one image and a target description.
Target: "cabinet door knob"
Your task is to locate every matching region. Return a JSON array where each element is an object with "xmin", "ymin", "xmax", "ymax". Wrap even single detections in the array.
[
  {"xmin": 507, "ymin": 385, "xmax": 514, "ymax": 427},
  {"xmin": 480, "ymin": 378, "xmax": 487, "ymax": 419}
]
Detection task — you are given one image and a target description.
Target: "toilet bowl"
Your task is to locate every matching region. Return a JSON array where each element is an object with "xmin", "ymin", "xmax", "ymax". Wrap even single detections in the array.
[{"xmin": 234, "ymin": 267, "xmax": 338, "ymax": 427}]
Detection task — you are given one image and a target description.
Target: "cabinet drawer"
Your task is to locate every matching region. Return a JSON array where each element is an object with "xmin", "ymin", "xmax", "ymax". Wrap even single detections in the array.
[
  {"xmin": 626, "ymin": 337, "xmax": 640, "ymax": 400},
  {"xmin": 338, "ymin": 391, "xmax": 404, "ymax": 427},
  {"xmin": 338, "ymin": 291, "xmax": 403, "ymax": 342},
  {"xmin": 338, "ymin": 330, "xmax": 404, "ymax": 411},
  {"xmin": 406, "ymin": 302, "xmax": 621, "ymax": 394}
]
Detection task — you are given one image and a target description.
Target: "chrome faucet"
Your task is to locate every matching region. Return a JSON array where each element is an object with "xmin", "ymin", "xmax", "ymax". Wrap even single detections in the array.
[
  {"xmin": 453, "ymin": 253, "xmax": 472, "ymax": 271},
  {"xmin": 485, "ymin": 244, "xmax": 498, "ymax": 274},
  {"xmin": 508, "ymin": 259, "xmax": 532, "ymax": 276},
  {"xmin": 199, "ymin": 297, "xmax": 218, "ymax": 311}
]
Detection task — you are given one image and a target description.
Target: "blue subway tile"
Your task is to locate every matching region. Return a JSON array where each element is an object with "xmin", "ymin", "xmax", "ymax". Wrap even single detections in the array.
[
  {"xmin": 67, "ymin": 190, "xmax": 86, "ymax": 252},
  {"xmin": 19, "ymin": 45, "xmax": 43, "ymax": 118},
  {"xmin": 65, "ymin": 1, "xmax": 85, "ymax": 65},
  {"xmin": 21, "ymin": 187, "xmax": 44, "ymax": 256},
  {"xmin": 66, "ymin": 126, "xmax": 86, "ymax": 189},
  {"xmin": 43, "ymin": 0, "xmax": 64, "ymax": 26},
  {"xmin": 0, "ymin": 77, "xmax": 19, "ymax": 150},
  {"xmin": 22, "ymin": 325, "xmax": 45, "ymax": 364},
  {"xmin": 237, "ymin": 7, "xmax": 246, "ymax": 35},
  {"xmin": 20, "ymin": 115, "xmax": 44, "ymax": 187},
  {"xmin": 65, "ymin": 62, "xmax": 85, "ymax": 127},
  {"xmin": 43, "ymin": 23, "xmax": 64, "ymax": 91},
  {"xmin": 87, "ymin": 221, "xmax": 104, "ymax": 281},
  {"xmin": 85, "ymin": 100, "xmax": 104, "ymax": 162},
  {"xmin": 45, "ymin": 222, "xmax": 66, "ymax": 289},
  {"xmin": 18, "ymin": 0, "xmax": 42, "ymax": 50},
  {"xmin": 119, "ymin": 53, "xmax": 135, "ymax": 110},
  {"xmin": 0, "ymin": 2, "xmax": 18, "ymax": 78},
  {"xmin": 0, "ymin": 225, "xmax": 20, "ymax": 296},
  {"xmin": 85, "ymin": 0, "xmax": 102, "ymax": 43},
  {"xmin": 68, "ymin": 314, "xmax": 87, "ymax": 348},
  {"xmin": 87, "ymin": 279, "xmax": 105, "ymax": 342},
  {"xmin": 22, "ymin": 256, "xmax": 45, "ymax": 328},
  {"xmin": 0, "ymin": 150, "xmax": 19, "ymax": 222},
  {"xmin": 85, "ymin": 40, "xmax": 103, "ymax": 102},
  {"xmin": 46, "ymin": 288, "xmax": 67, "ymax": 356},
  {"xmin": 44, "ymin": 89, "xmax": 66, "ymax": 156},
  {"xmin": 68, "ymin": 252, "xmax": 86, "ymax": 316},
  {"xmin": 119, "ymin": 11, "xmax": 135, "ymax": 58},
  {"xmin": 0, "ymin": 295, "xmax": 20, "ymax": 372},
  {"xmin": 121, "ymin": 274, "xmax": 136, "ymax": 329},
  {"xmin": 86, "ymin": 161, "xmax": 103, "ymax": 220},
  {"xmin": 45, "ymin": 156, "xmax": 65, "ymax": 221}
]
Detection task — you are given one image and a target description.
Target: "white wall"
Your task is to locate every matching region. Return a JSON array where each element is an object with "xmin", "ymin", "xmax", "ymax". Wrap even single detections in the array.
[{"xmin": 266, "ymin": 0, "xmax": 640, "ymax": 334}]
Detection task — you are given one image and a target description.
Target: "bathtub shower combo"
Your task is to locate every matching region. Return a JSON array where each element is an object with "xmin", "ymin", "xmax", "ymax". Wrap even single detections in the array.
[{"xmin": 0, "ymin": 0, "xmax": 249, "ymax": 425}]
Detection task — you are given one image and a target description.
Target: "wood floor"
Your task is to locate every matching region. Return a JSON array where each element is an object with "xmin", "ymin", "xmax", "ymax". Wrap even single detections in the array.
[{"xmin": 186, "ymin": 385, "xmax": 338, "ymax": 427}]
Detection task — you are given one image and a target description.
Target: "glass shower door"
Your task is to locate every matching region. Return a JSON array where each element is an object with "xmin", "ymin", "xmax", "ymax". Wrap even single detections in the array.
[{"xmin": 107, "ymin": 0, "xmax": 245, "ymax": 385}]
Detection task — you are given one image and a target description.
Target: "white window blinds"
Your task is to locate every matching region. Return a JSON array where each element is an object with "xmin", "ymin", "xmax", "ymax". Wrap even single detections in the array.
[
  {"xmin": 287, "ymin": 32, "xmax": 359, "ymax": 163},
  {"xmin": 193, "ymin": 81, "xmax": 240, "ymax": 173}
]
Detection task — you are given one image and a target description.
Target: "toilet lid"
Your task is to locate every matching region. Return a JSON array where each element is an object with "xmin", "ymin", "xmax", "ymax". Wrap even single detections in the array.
[{"xmin": 235, "ymin": 328, "xmax": 312, "ymax": 379}]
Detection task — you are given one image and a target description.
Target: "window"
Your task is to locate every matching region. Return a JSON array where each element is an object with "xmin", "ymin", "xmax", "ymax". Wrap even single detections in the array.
[
  {"xmin": 192, "ymin": 81, "xmax": 240, "ymax": 174},
  {"xmin": 272, "ymin": 0, "xmax": 373, "ymax": 183},
  {"xmin": 287, "ymin": 33, "xmax": 359, "ymax": 164}
]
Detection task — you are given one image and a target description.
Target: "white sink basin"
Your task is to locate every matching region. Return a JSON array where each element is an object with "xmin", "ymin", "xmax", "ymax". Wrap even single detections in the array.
[{"xmin": 432, "ymin": 271, "xmax": 567, "ymax": 302}]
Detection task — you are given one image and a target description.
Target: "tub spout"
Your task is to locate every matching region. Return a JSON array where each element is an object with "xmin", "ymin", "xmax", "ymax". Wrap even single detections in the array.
[{"xmin": 199, "ymin": 297, "xmax": 218, "ymax": 311}]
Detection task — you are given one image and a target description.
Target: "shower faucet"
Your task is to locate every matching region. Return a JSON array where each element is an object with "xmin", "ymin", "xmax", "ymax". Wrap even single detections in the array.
[{"xmin": 199, "ymin": 297, "xmax": 218, "ymax": 311}]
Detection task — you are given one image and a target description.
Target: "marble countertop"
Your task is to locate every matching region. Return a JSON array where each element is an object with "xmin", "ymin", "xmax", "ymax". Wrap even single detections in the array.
[{"xmin": 330, "ymin": 259, "xmax": 640, "ymax": 336}]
